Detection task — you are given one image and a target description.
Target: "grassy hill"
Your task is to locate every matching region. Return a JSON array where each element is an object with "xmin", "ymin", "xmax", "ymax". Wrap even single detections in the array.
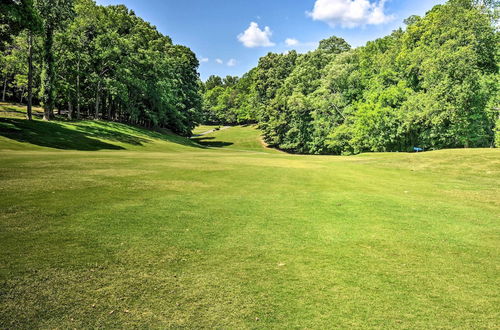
[
  {"xmin": 0, "ymin": 103, "xmax": 499, "ymax": 328},
  {"xmin": 0, "ymin": 103, "xmax": 200, "ymax": 152}
]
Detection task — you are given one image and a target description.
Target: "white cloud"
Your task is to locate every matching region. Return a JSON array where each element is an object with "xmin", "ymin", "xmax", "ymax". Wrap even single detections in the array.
[
  {"xmin": 227, "ymin": 59, "xmax": 237, "ymax": 67},
  {"xmin": 308, "ymin": 0, "xmax": 394, "ymax": 28},
  {"xmin": 285, "ymin": 38, "xmax": 299, "ymax": 46},
  {"xmin": 199, "ymin": 57, "xmax": 209, "ymax": 63},
  {"xmin": 237, "ymin": 22, "xmax": 275, "ymax": 48},
  {"xmin": 215, "ymin": 58, "xmax": 223, "ymax": 64}
]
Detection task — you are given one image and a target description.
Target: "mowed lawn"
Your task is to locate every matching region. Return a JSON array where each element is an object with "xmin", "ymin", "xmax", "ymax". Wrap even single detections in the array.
[{"xmin": 0, "ymin": 106, "xmax": 499, "ymax": 328}]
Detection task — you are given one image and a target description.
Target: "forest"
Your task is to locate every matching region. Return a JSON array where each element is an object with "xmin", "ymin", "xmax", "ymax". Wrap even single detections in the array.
[
  {"xmin": 202, "ymin": 0, "xmax": 499, "ymax": 154},
  {"xmin": 1, "ymin": 0, "xmax": 202, "ymax": 136}
]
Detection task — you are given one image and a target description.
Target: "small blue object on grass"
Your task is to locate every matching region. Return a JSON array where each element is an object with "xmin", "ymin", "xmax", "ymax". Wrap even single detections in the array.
[{"xmin": 413, "ymin": 147, "xmax": 424, "ymax": 152}]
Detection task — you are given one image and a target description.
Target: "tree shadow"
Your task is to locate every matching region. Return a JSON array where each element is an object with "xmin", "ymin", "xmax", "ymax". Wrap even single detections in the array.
[
  {"xmin": 79, "ymin": 121, "xmax": 204, "ymax": 149},
  {"xmin": 0, "ymin": 118, "xmax": 124, "ymax": 151},
  {"xmin": 75, "ymin": 121, "xmax": 150, "ymax": 146},
  {"xmin": 191, "ymin": 136, "xmax": 234, "ymax": 148},
  {"xmin": 0, "ymin": 108, "xmax": 44, "ymax": 119}
]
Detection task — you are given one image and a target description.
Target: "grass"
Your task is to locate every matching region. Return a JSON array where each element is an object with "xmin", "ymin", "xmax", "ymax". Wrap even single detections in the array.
[
  {"xmin": 192, "ymin": 124, "xmax": 280, "ymax": 153},
  {"xmin": 191, "ymin": 125, "xmax": 221, "ymax": 135},
  {"xmin": 0, "ymin": 103, "xmax": 200, "ymax": 152},
  {"xmin": 0, "ymin": 104, "xmax": 499, "ymax": 328}
]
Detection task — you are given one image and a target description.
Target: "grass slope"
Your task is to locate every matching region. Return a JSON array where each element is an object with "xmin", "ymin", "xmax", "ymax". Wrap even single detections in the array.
[
  {"xmin": 192, "ymin": 124, "xmax": 280, "ymax": 153},
  {"xmin": 191, "ymin": 125, "xmax": 221, "ymax": 135},
  {"xmin": 1, "ymin": 104, "xmax": 499, "ymax": 328},
  {"xmin": 0, "ymin": 103, "xmax": 199, "ymax": 152}
]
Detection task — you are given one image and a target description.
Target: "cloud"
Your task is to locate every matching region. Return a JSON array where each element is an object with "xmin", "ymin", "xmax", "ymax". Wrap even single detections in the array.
[
  {"xmin": 199, "ymin": 57, "xmax": 209, "ymax": 63},
  {"xmin": 227, "ymin": 59, "xmax": 237, "ymax": 67},
  {"xmin": 215, "ymin": 58, "xmax": 223, "ymax": 64},
  {"xmin": 237, "ymin": 22, "xmax": 275, "ymax": 48},
  {"xmin": 285, "ymin": 38, "xmax": 299, "ymax": 46},
  {"xmin": 308, "ymin": 0, "xmax": 394, "ymax": 28}
]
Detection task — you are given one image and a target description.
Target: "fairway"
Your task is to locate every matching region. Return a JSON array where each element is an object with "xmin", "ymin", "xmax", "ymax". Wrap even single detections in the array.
[{"xmin": 0, "ymin": 109, "xmax": 499, "ymax": 328}]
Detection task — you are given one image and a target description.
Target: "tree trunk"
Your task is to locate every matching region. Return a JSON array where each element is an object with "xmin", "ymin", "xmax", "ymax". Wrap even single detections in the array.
[
  {"xmin": 2, "ymin": 77, "xmax": 7, "ymax": 102},
  {"xmin": 76, "ymin": 58, "xmax": 80, "ymax": 120},
  {"xmin": 20, "ymin": 87, "xmax": 25, "ymax": 103},
  {"xmin": 42, "ymin": 26, "xmax": 55, "ymax": 121},
  {"xmin": 107, "ymin": 94, "xmax": 111, "ymax": 120},
  {"xmin": 68, "ymin": 98, "xmax": 73, "ymax": 120},
  {"xmin": 27, "ymin": 31, "xmax": 33, "ymax": 120},
  {"xmin": 94, "ymin": 80, "xmax": 101, "ymax": 120}
]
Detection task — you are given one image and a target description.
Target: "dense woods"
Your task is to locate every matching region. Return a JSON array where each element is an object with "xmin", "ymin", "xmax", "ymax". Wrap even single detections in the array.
[
  {"xmin": 202, "ymin": 0, "xmax": 499, "ymax": 154},
  {"xmin": 1, "ymin": 0, "xmax": 202, "ymax": 136}
]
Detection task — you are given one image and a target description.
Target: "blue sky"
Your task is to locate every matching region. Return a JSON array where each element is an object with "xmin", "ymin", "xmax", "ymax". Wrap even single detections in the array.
[{"xmin": 95, "ymin": 0, "xmax": 445, "ymax": 80}]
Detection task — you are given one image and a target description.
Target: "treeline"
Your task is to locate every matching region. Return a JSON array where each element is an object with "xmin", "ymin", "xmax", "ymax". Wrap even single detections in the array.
[
  {"xmin": 1, "ymin": 0, "xmax": 202, "ymax": 136},
  {"xmin": 202, "ymin": 0, "xmax": 499, "ymax": 154}
]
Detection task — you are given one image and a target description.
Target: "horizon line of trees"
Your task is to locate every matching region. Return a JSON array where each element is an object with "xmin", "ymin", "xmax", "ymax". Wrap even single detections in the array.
[
  {"xmin": 202, "ymin": 0, "xmax": 499, "ymax": 154},
  {"xmin": 1, "ymin": 0, "xmax": 202, "ymax": 136}
]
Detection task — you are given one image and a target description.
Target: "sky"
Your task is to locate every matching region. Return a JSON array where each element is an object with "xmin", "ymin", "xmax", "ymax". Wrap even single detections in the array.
[{"xmin": 95, "ymin": 0, "xmax": 445, "ymax": 81}]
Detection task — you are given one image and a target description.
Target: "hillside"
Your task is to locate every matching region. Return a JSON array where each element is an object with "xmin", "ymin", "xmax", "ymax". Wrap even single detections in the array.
[
  {"xmin": 1, "ymin": 104, "xmax": 499, "ymax": 328},
  {"xmin": 0, "ymin": 103, "xmax": 200, "ymax": 152}
]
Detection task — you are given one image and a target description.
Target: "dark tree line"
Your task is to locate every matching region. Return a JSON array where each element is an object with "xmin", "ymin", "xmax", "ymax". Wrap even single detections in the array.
[
  {"xmin": 202, "ymin": 0, "xmax": 499, "ymax": 154},
  {"xmin": 1, "ymin": 0, "xmax": 202, "ymax": 136}
]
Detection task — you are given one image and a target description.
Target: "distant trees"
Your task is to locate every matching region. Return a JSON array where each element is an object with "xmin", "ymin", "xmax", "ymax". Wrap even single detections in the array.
[
  {"xmin": 202, "ymin": 0, "xmax": 499, "ymax": 153},
  {"xmin": 0, "ymin": 0, "xmax": 202, "ymax": 135},
  {"xmin": 202, "ymin": 73, "xmax": 257, "ymax": 124}
]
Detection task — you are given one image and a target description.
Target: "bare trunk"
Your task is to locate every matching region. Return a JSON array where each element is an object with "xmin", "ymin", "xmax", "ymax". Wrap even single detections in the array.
[
  {"xmin": 27, "ymin": 31, "xmax": 33, "ymax": 120},
  {"xmin": 68, "ymin": 98, "xmax": 73, "ymax": 120},
  {"xmin": 20, "ymin": 87, "xmax": 25, "ymax": 103},
  {"xmin": 107, "ymin": 94, "xmax": 111, "ymax": 119},
  {"xmin": 94, "ymin": 80, "xmax": 101, "ymax": 120},
  {"xmin": 2, "ymin": 77, "xmax": 7, "ymax": 102},
  {"xmin": 76, "ymin": 58, "xmax": 80, "ymax": 120}
]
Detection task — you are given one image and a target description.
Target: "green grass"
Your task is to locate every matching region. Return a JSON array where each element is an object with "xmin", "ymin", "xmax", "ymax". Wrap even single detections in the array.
[
  {"xmin": 191, "ymin": 125, "xmax": 221, "ymax": 135},
  {"xmin": 0, "ymin": 103, "xmax": 200, "ymax": 152},
  {"xmin": 192, "ymin": 125, "xmax": 280, "ymax": 153},
  {"xmin": 1, "ymin": 104, "xmax": 499, "ymax": 328}
]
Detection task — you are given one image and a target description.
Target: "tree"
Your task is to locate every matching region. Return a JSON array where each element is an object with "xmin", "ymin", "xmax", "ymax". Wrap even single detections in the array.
[
  {"xmin": 35, "ymin": 0, "xmax": 74, "ymax": 120},
  {"xmin": 205, "ymin": 75, "xmax": 223, "ymax": 90},
  {"xmin": 318, "ymin": 36, "xmax": 351, "ymax": 54},
  {"xmin": 0, "ymin": 0, "xmax": 37, "ymax": 50}
]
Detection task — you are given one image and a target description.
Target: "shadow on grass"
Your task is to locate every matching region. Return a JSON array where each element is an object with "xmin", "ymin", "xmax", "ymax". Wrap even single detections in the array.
[
  {"xmin": 76, "ymin": 121, "xmax": 204, "ymax": 149},
  {"xmin": 191, "ymin": 136, "xmax": 234, "ymax": 148},
  {"xmin": 0, "ymin": 118, "xmax": 124, "ymax": 151},
  {"xmin": 0, "ymin": 108, "xmax": 44, "ymax": 118},
  {"xmin": 75, "ymin": 121, "xmax": 150, "ymax": 146}
]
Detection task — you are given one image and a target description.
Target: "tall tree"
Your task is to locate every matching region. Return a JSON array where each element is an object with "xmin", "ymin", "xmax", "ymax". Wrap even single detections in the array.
[{"xmin": 35, "ymin": 0, "xmax": 74, "ymax": 120}]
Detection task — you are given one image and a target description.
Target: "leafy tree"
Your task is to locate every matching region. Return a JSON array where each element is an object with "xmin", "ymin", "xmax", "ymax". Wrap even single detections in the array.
[
  {"xmin": 205, "ymin": 75, "xmax": 223, "ymax": 90},
  {"xmin": 318, "ymin": 36, "xmax": 351, "ymax": 54},
  {"xmin": 35, "ymin": 0, "xmax": 75, "ymax": 120}
]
